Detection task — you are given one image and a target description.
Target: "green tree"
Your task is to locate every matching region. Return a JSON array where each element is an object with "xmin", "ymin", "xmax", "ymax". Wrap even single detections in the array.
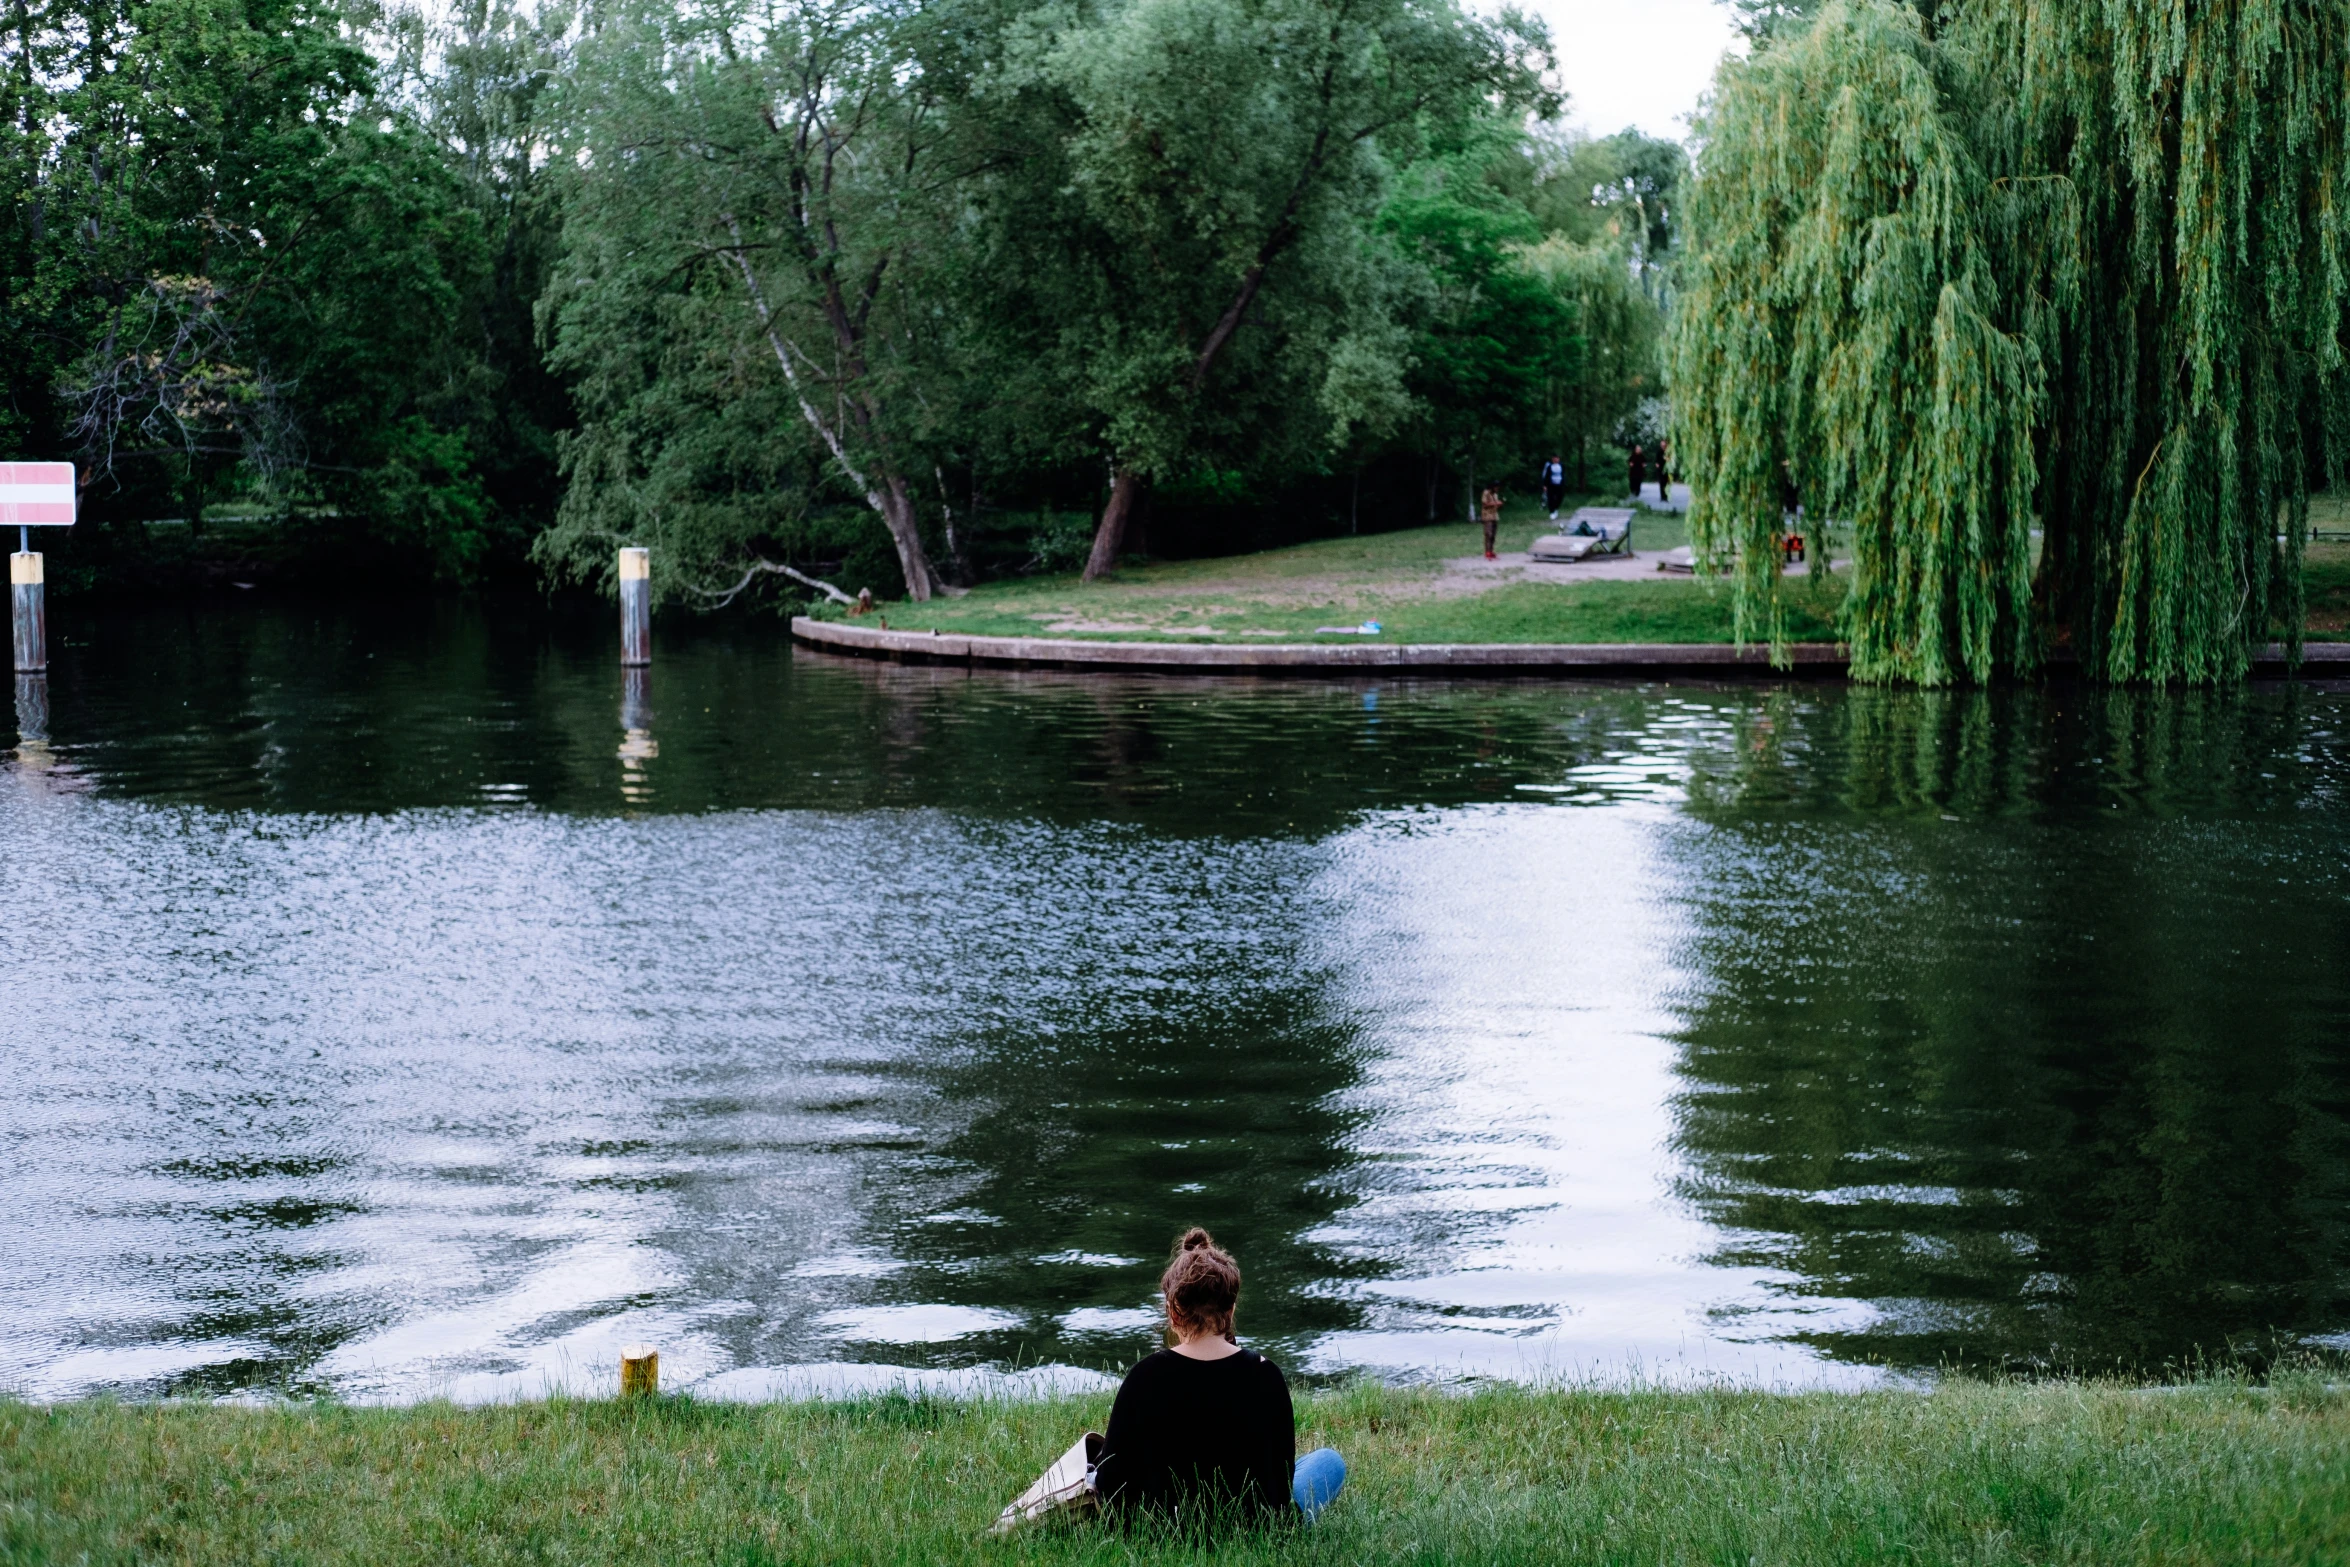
[
  {"xmin": 1380, "ymin": 151, "xmax": 1575, "ymax": 517},
  {"xmin": 1, "ymin": 0, "xmax": 81, "ymax": 461},
  {"xmin": 1716, "ymin": 0, "xmax": 1822, "ymax": 43},
  {"xmin": 1001, "ymin": 0, "xmax": 1552, "ymax": 581},
  {"xmin": 381, "ymin": 0, "xmax": 577, "ymax": 564},
  {"xmin": 1487, "ymin": 126, "xmax": 1676, "ymax": 489},
  {"xmin": 1517, "ymin": 233, "xmax": 1658, "ymax": 488},
  {"xmin": 1672, "ymin": 0, "xmax": 2348, "ymax": 684},
  {"xmin": 28, "ymin": 0, "xmax": 376, "ymax": 517},
  {"xmin": 542, "ymin": 0, "xmax": 971, "ymax": 602},
  {"xmin": 241, "ymin": 121, "xmax": 501, "ymax": 576},
  {"xmin": 1518, "ymin": 128, "xmax": 1685, "ymax": 304},
  {"xmin": 7, "ymin": 0, "xmax": 515, "ymax": 580}
]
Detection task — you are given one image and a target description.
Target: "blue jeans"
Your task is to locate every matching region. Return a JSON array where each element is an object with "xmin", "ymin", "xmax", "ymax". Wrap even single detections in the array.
[{"xmin": 1292, "ymin": 1447, "xmax": 1346, "ymax": 1520}]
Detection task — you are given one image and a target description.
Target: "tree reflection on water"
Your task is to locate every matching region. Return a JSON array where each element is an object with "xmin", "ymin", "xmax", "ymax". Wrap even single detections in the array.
[
  {"xmin": 11, "ymin": 600, "xmax": 2350, "ymax": 1392},
  {"xmin": 1669, "ymin": 685, "xmax": 2350, "ymax": 1373}
]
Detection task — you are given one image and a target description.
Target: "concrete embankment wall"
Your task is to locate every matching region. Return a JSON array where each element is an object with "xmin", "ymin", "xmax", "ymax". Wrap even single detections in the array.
[{"xmin": 791, "ymin": 617, "xmax": 2348, "ymax": 680}]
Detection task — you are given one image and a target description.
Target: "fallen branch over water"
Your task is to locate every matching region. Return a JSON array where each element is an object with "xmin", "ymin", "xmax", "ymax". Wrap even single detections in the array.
[{"xmin": 701, "ymin": 558, "xmax": 859, "ymax": 608}]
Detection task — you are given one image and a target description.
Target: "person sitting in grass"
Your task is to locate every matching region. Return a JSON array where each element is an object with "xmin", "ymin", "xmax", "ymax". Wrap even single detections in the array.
[{"xmin": 1092, "ymin": 1228, "xmax": 1346, "ymax": 1524}]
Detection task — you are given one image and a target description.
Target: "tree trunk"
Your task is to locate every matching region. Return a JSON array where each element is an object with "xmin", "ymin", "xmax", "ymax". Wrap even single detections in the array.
[
  {"xmin": 880, "ymin": 473, "xmax": 947, "ymax": 600},
  {"xmin": 1081, "ymin": 467, "xmax": 1144, "ymax": 583},
  {"xmin": 936, "ymin": 465, "xmax": 972, "ymax": 587},
  {"xmin": 719, "ymin": 223, "xmax": 949, "ymax": 607},
  {"xmin": 941, "ymin": 510, "xmax": 969, "ymax": 586}
]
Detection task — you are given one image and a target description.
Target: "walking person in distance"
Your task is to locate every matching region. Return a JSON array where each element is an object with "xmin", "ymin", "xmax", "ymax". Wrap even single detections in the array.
[
  {"xmin": 1539, "ymin": 455, "xmax": 1567, "ymax": 519},
  {"xmin": 1628, "ymin": 442, "xmax": 1648, "ymax": 502},
  {"xmin": 1478, "ymin": 485, "xmax": 1503, "ymax": 560},
  {"xmin": 1093, "ymin": 1229, "xmax": 1347, "ymax": 1526}
]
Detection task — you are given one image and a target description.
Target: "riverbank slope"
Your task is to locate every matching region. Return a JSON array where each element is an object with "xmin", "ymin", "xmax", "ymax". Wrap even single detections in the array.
[{"xmin": 7, "ymin": 1380, "xmax": 2345, "ymax": 1564}]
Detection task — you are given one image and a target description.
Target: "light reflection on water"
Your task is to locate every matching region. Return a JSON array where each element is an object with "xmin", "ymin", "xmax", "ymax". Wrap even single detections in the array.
[{"xmin": 2, "ymin": 601, "xmax": 2346, "ymax": 1400}]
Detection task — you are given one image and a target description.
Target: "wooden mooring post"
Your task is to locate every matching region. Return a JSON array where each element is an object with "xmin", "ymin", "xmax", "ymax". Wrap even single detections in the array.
[
  {"xmin": 11, "ymin": 543, "xmax": 44, "ymax": 674},
  {"xmin": 14, "ymin": 671, "xmax": 48, "ymax": 749},
  {"xmin": 619, "ymin": 547, "xmax": 651, "ymax": 667},
  {"xmin": 620, "ymin": 1344, "xmax": 659, "ymax": 1397}
]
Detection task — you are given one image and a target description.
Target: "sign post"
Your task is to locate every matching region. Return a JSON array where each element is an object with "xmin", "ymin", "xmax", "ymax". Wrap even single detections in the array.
[
  {"xmin": 2, "ymin": 463, "xmax": 75, "ymax": 673},
  {"xmin": 618, "ymin": 546, "xmax": 650, "ymax": 667}
]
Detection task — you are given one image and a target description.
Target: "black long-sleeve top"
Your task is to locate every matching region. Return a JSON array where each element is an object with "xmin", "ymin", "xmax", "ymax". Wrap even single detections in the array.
[{"xmin": 1093, "ymin": 1347, "xmax": 1295, "ymax": 1521}]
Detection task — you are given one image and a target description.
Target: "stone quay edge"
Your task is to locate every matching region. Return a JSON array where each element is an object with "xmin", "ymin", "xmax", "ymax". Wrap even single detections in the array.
[{"xmin": 791, "ymin": 617, "xmax": 2350, "ymax": 678}]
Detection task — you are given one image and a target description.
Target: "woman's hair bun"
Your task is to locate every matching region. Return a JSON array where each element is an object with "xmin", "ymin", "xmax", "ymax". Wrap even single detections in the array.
[{"xmin": 1161, "ymin": 1228, "xmax": 1241, "ymax": 1338}]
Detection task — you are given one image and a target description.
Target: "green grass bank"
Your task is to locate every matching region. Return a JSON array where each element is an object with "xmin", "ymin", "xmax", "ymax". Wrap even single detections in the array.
[
  {"xmin": 7, "ymin": 1381, "xmax": 2348, "ymax": 1564},
  {"xmin": 851, "ymin": 495, "xmax": 2350, "ymax": 649},
  {"xmin": 863, "ymin": 499, "xmax": 1855, "ymax": 648}
]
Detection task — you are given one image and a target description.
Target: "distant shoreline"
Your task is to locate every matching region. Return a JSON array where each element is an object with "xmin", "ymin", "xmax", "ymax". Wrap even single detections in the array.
[{"xmin": 793, "ymin": 615, "xmax": 2346, "ymax": 680}]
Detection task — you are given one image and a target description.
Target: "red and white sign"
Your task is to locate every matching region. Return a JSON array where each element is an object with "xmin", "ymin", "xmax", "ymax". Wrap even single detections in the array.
[{"xmin": 0, "ymin": 462, "xmax": 76, "ymax": 526}]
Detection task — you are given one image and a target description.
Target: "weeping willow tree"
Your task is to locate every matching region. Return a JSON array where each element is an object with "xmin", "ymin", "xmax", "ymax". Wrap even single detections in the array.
[{"xmin": 1673, "ymin": 0, "xmax": 2350, "ymax": 683}]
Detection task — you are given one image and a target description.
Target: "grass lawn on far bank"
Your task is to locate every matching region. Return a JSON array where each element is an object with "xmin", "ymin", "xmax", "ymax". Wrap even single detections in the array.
[
  {"xmin": 849, "ymin": 494, "xmax": 2350, "ymax": 648},
  {"xmin": 2307, "ymin": 491, "xmax": 2350, "ymax": 637},
  {"xmin": 863, "ymin": 498, "xmax": 1850, "ymax": 647},
  {"xmin": 6, "ymin": 1379, "xmax": 2349, "ymax": 1565}
]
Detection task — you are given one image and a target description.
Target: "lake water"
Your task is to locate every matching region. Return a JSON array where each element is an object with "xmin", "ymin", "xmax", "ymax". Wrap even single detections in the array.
[{"xmin": 5, "ymin": 601, "xmax": 2348, "ymax": 1401}]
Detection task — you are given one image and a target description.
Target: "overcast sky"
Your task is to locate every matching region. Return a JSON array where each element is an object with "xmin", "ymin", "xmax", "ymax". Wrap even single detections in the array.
[{"xmin": 1521, "ymin": 0, "xmax": 1742, "ymax": 142}]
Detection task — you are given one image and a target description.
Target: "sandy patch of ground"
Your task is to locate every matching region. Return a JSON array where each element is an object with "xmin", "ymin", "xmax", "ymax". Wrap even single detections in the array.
[
  {"xmin": 1443, "ymin": 551, "xmax": 1674, "ymax": 583},
  {"xmin": 1442, "ymin": 550, "xmax": 1850, "ymax": 583}
]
